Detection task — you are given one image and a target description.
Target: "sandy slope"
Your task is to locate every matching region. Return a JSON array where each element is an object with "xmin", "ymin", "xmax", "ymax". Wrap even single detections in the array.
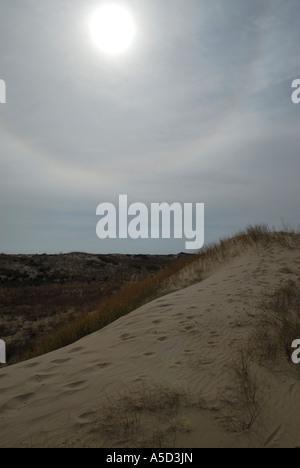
[{"xmin": 1, "ymin": 244, "xmax": 300, "ymax": 448}]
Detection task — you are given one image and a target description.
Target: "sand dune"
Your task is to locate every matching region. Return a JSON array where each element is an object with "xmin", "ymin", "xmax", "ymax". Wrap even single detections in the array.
[{"xmin": 1, "ymin": 243, "xmax": 300, "ymax": 448}]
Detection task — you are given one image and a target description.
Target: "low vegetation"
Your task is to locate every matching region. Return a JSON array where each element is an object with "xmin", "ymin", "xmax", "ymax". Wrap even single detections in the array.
[
  {"xmin": 253, "ymin": 281, "xmax": 300, "ymax": 365},
  {"xmin": 0, "ymin": 253, "xmax": 192, "ymax": 364},
  {"xmin": 2, "ymin": 224, "xmax": 300, "ymax": 364},
  {"xmin": 222, "ymin": 351, "xmax": 261, "ymax": 433},
  {"xmin": 99, "ymin": 384, "xmax": 186, "ymax": 448},
  {"xmin": 11, "ymin": 254, "xmax": 199, "ymax": 363}
]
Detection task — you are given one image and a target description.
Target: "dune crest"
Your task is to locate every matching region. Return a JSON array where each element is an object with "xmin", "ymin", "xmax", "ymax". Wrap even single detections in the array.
[{"xmin": 1, "ymin": 241, "xmax": 300, "ymax": 448}]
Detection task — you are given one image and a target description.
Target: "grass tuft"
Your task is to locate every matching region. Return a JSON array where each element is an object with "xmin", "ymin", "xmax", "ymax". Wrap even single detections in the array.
[
  {"xmin": 254, "ymin": 281, "xmax": 300, "ymax": 364},
  {"xmin": 99, "ymin": 384, "xmax": 186, "ymax": 448},
  {"xmin": 222, "ymin": 351, "xmax": 261, "ymax": 433}
]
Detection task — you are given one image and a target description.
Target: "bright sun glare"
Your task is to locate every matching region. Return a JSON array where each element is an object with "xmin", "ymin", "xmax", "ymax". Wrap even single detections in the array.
[{"xmin": 89, "ymin": 4, "xmax": 136, "ymax": 55}]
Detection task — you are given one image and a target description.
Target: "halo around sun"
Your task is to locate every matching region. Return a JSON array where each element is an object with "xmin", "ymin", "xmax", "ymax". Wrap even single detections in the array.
[{"xmin": 89, "ymin": 4, "xmax": 136, "ymax": 55}]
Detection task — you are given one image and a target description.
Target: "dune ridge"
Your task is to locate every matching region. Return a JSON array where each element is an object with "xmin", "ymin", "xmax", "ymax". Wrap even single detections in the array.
[{"xmin": 1, "ymin": 234, "xmax": 300, "ymax": 447}]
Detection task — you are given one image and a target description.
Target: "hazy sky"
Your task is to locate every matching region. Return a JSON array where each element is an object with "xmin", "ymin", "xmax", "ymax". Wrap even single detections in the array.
[{"xmin": 1, "ymin": 0, "xmax": 299, "ymax": 254}]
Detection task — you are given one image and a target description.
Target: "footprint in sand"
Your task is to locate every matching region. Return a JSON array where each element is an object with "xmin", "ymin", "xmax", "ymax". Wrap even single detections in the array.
[
  {"xmin": 90, "ymin": 358, "xmax": 111, "ymax": 366},
  {"xmin": 82, "ymin": 363, "xmax": 112, "ymax": 373},
  {"xmin": 77, "ymin": 411, "xmax": 98, "ymax": 425},
  {"xmin": 208, "ymin": 341, "xmax": 217, "ymax": 348},
  {"xmin": 121, "ymin": 333, "xmax": 135, "ymax": 341},
  {"xmin": 29, "ymin": 374, "xmax": 59, "ymax": 383},
  {"xmin": 170, "ymin": 361, "xmax": 183, "ymax": 368},
  {"xmin": 51, "ymin": 358, "xmax": 71, "ymax": 365},
  {"xmin": 1, "ymin": 393, "xmax": 35, "ymax": 412},
  {"xmin": 96, "ymin": 363, "xmax": 111, "ymax": 369},
  {"xmin": 23, "ymin": 361, "xmax": 40, "ymax": 369},
  {"xmin": 68, "ymin": 347, "xmax": 84, "ymax": 354},
  {"xmin": 63, "ymin": 380, "xmax": 87, "ymax": 390},
  {"xmin": 197, "ymin": 359, "xmax": 213, "ymax": 366}
]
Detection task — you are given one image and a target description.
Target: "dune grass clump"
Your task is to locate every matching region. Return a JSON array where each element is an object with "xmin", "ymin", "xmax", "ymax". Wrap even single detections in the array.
[
  {"xmin": 254, "ymin": 281, "xmax": 300, "ymax": 364},
  {"xmin": 220, "ymin": 350, "xmax": 261, "ymax": 433},
  {"xmin": 99, "ymin": 384, "xmax": 186, "ymax": 448}
]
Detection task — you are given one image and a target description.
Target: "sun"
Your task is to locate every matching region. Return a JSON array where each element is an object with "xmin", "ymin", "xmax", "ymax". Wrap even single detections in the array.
[{"xmin": 89, "ymin": 4, "xmax": 136, "ymax": 55}]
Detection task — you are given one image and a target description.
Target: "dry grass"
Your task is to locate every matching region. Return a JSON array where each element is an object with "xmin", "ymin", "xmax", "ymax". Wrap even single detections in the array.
[
  {"xmin": 198, "ymin": 224, "xmax": 300, "ymax": 267},
  {"xmin": 222, "ymin": 351, "xmax": 261, "ymax": 433},
  {"xmin": 1, "ymin": 253, "xmax": 190, "ymax": 364},
  {"xmin": 99, "ymin": 384, "xmax": 186, "ymax": 448},
  {"xmin": 253, "ymin": 281, "xmax": 300, "ymax": 364},
  {"xmin": 12, "ymin": 224, "xmax": 300, "ymax": 363},
  {"xmin": 22, "ymin": 254, "xmax": 199, "ymax": 361},
  {"xmin": 161, "ymin": 224, "xmax": 300, "ymax": 298}
]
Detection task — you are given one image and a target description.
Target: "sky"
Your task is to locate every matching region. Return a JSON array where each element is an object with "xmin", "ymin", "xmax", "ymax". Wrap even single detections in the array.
[{"xmin": 0, "ymin": 0, "xmax": 300, "ymax": 254}]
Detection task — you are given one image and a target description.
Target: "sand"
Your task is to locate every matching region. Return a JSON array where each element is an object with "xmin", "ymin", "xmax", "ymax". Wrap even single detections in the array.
[{"xmin": 1, "ymin": 243, "xmax": 300, "ymax": 448}]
